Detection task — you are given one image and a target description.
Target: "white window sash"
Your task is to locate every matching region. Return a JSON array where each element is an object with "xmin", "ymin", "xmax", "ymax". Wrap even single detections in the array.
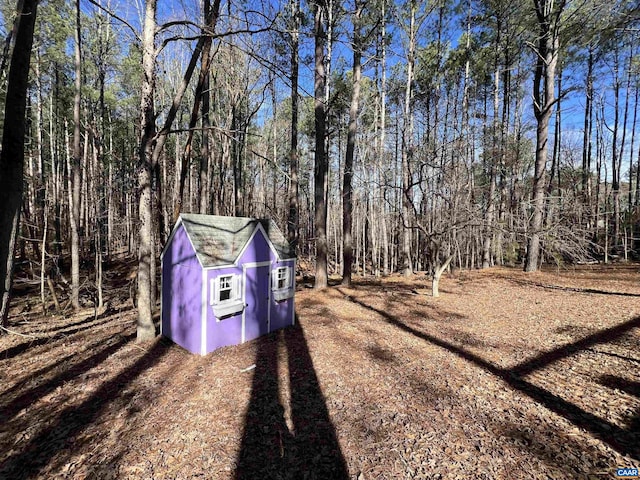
[
  {"xmin": 272, "ymin": 266, "xmax": 292, "ymax": 291},
  {"xmin": 213, "ymin": 274, "xmax": 239, "ymax": 304}
]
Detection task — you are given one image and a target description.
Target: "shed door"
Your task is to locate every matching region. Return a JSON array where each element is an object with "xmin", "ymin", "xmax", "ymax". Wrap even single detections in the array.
[{"xmin": 243, "ymin": 264, "xmax": 270, "ymax": 342}]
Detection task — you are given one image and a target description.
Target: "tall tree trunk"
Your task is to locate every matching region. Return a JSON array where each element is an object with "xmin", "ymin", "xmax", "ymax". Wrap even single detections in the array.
[
  {"xmin": 342, "ymin": 0, "xmax": 363, "ymax": 287},
  {"xmin": 0, "ymin": 0, "xmax": 21, "ymax": 82},
  {"xmin": 582, "ymin": 47, "xmax": 593, "ymax": 210},
  {"xmin": 401, "ymin": 2, "xmax": 416, "ymax": 277},
  {"xmin": 546, "ymin": 64, "xmax": 562, "ymax": 228},
  {"xmin": 628, "ymin": 78, "xmax": 637, "ymax": 208},
  {"xmin": 70, "ymin": 0, "xmax": 82, "ymax": 310},
  {"xmin": 287, "ymin": 0, "xmax": 300, "ymax": 251},
  {"xmin": 618, "ymin": 43, "xmax": 633, "ymax": 246},
  {"xmin": 232, "ymin": 106, "xmax": 242, "ymax": 216},
  {"xmin": 611, "ymin": 46, "xmax": 621, "ymax": 249},
  {"xmin": 51, "ymin": 70, "xmax": 63, "ymax": 256},
  {"xmin": 525, "ymin": 0, "xmax": 564, "ymax": 272},
  {"xmin": 380, "ymin": 0, "xmax": 389, "ymax": 275},
  {"xmin": 636, "ymin": 89, "xmax": 640, "ymax": 211},
  {"xmin": 0, "ymin": 0, "xmax": 39, "ymax": 330},
  {"xmin": 595, "ymin": 103, "xmax": 603, "ymax": 241},
  {"xmin": 136, "ymin": 0, "xmax": 158, "ymax": 342},
  {"xmin": 34, "ymin": 53, "xmax": 45, "ymax": 247},
  {"xmin": 483, "ymin": 43, "xmax": 500, "ymax": 269},
  {"xmin": 547, "ymin": 66, "xmax": 561, "ymax": 195},
  {"xmin": 199, "ymin": 0, "xmax": 213, "ymax": 214},
  {"xmin": 313, "ymin": 0, "xmax": 328, "ymax": 289}
]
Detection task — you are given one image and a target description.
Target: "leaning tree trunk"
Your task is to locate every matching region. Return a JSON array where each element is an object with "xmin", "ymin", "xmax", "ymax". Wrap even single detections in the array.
[
  {"xmin": 0, "ymin": 0, "xmax": 39, "ymax": 330},
  {"xmin": 169, "ymin": 0, "xmax": 222, "ymax": 221},
  {"xmin": 432, "ymin": 254, "xmax": 454, "ymax": 298}
]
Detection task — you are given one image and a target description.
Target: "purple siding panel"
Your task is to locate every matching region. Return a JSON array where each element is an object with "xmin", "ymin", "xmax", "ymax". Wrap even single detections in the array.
[
  {"xmin": 205, "ymin": 266, "xmax": 243, "ymax": 352},
  {"xmin": 236, "ymin": 228, "xmax": 272, "ymax": 264},
  {"xmin": 161, "ymin": 224, "xmax": 203, "ymax": 354}
]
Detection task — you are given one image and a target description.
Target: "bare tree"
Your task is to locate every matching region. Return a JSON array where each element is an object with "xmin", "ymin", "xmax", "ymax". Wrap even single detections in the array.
[
  {"xmin": 397, "ymin": 0, "xmax": 429, "ymax": 277},
  {"xmin": 525, "ymin": 0, "xmax": 566, "ymax": 272}
]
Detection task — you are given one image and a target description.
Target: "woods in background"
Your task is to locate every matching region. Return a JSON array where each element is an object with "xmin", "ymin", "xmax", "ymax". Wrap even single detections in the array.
[{"xmin": 0, "ymin": 0, "xmax": 639, "ymax": 337}]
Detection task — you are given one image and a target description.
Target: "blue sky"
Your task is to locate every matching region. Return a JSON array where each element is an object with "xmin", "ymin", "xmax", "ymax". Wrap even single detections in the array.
[{"xmin": 34, "ymin": 0, "xmax": 640, "ymax": 179}]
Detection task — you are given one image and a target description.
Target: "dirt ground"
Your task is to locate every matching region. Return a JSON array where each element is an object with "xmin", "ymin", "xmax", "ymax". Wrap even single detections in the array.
[{"xmin": 1, "ymin": 264, "xmax": 639, "ymax": 479}]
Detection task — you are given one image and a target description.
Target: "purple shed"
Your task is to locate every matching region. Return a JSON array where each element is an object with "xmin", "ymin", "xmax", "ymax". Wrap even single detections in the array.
[{"xmin": 161, "ymin": 214, "xmax": 296, "ymax": 355}]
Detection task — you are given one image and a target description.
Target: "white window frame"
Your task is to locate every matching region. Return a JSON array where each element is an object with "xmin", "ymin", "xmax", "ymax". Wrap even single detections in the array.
[
  {"xmin": 218, "ymin": 275, "xmax": 234, "ymax": 302},
  {"xmin": 271, "ymin": 266, "xmax": 294, "ymax": 301},
  {"xmin": 210, "ymin": 274, "xmax": 244, "ymax": 318},
  {"xmin": 276, "ymin": 267, "xmax": 289, "ymax": 290}
]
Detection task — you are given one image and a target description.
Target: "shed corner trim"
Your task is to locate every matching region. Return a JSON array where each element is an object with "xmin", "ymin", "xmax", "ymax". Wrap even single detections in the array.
[{"xmin": 200, "ymin": 266, "xmax": 207, "ymax": 355}]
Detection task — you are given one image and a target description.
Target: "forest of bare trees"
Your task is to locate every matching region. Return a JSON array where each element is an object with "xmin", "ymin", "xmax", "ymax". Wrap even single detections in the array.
[{"xmin": 0, "ymin": 0, "xmax": 639, "ymax": 338}]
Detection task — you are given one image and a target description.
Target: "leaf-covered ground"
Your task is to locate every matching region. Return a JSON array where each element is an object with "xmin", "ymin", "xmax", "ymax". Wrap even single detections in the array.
[{"xmin": 1, "ymin": 264, "xmax": 639, "ymax": 479}]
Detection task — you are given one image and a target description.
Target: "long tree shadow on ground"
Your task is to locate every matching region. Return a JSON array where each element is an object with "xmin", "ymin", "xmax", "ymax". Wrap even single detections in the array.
[
  {"xmin": 504, "ymin": 277, "xmax": 640, "ymax": 298},
  {"xmin": 511, "ymin": 316, "xmax": 640, "ymax": 377},
  {"xmin": 336, "ymin": 288, "xmax": 640, "ymax": 461},
  {"xmin": 0, "ymin": 337, "xmax": 172, "ymax": 479},
  {"xmin": 235, "ymin": 321, "xmax": 349, "ymax": 480},
  {"xmin": 0, "ymin": 313, "xmax": 113, "ymax": 360},
  {"xmin": 0, "ymin": 331, "xmax": 135, "ymax": 423}
]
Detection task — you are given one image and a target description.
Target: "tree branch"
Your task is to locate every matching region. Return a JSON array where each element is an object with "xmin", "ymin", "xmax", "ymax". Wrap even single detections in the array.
[{"xmin": 85, "ymin": 0, "xmax": 141, "ymax": 42}]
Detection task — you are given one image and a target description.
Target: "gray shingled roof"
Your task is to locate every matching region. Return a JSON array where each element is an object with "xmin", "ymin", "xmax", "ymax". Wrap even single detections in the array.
[{"xmin": 179, "ymin": 214, "xmax": 295, "ymax": 267}]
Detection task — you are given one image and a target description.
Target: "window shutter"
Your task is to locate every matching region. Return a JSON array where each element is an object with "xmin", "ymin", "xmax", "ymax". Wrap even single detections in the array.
[
  {"xmin": 213, "ymin": 277, "xmax": 220, "ymax": 304},
  {"xmin": 234, "ymin": 274, "xmax": 242, "ymax": 300},
  {"xmin": 271, "ymin": 269, "xmax": 277, "ymax": 290},
  {"xmin": 285, "ymin": 267, "xmax": 291, "ymax": 289},
  {"xmin": 209, "ymin": 279, "xmax": 214, "ymax": 305}
]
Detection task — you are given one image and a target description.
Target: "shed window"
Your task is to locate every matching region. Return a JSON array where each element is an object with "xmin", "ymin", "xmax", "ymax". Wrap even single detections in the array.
[
  {"xmin": 210, "ymin": 274, "xmax": 243, "ymax": 319},
  {"xmin": 211, "ymin": 274, "xmax": 241, "ymax": 305},
  {"xmin": 275, "ymin": 267, "xmax": 290, "ymax": 290},
  {"xmin": 272, "ymin": 266, "xmax": 294, "ymax": 301}
]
